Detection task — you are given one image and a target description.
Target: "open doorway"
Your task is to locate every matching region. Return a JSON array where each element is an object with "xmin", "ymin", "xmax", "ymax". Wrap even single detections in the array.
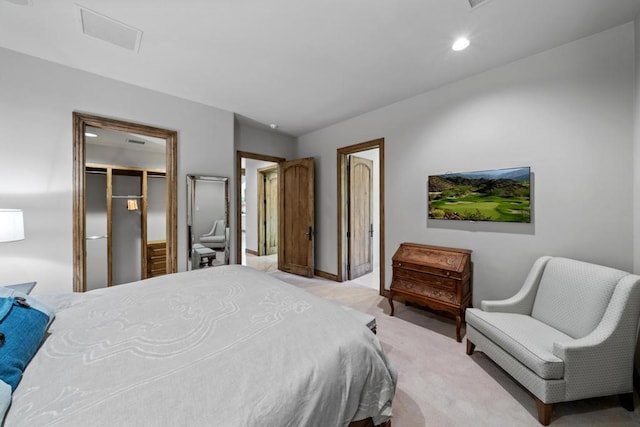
[
  {"xmin": 337, "ymin": 139, "xmax": 385, "ymax": 295},
  {"xmin": 236, "ymin": 151, "xmax": 284, "ymax": 272}
]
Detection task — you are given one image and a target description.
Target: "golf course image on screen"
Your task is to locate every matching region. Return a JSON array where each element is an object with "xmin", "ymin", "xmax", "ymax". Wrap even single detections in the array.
[{"xmin": 428, "ymin": 167, "xmax": 531, "ymax": 223}]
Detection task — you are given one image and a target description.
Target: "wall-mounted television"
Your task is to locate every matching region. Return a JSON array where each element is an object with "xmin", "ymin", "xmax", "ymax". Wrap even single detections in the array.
[{"xmin": 428, "ymin": 166, "xmax": 531, "ymax": 223}]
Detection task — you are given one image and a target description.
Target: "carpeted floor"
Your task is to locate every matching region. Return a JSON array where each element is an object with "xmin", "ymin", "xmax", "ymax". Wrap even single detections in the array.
[{"xmin": 269, "ymin": 270, "xmax": 640, "ymax": 427}]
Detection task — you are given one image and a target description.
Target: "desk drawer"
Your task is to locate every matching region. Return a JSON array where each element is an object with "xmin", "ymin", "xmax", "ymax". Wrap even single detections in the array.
[
  {"xmin": 393, "ymin": 266, "xmax": 458, "ymax": 291},
  {"xmin": 391, "ymin": 278, "xmax": 457, "ymax": 304}
]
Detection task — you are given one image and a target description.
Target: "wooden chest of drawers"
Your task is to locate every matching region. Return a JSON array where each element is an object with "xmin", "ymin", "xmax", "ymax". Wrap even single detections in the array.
[
  {"xmin": 389, "ymin": 242, "xmax": 472, "ymax": 342},
  {"xmin": 146, "ymin": 240, "xmax": 167, "ymax": 278}
]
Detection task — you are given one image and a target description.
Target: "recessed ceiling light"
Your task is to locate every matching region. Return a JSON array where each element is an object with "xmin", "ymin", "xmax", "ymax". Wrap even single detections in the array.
[
  {"xmin": 85, "ymin": 132, "xmax": 97, "ymax": 137},
  {"xmin": 452, "ymin": 37, "xmax": 470, "ymax": 51},
  {"xmin": 269, "ymin": 124, "xmax": 279, "ymax": 129}
]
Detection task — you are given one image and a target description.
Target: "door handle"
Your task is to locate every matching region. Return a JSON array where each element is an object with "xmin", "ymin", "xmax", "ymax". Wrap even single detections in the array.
[
  {"xmin": 306, "ymin": 226, "xmax": 313, "ymax": 241},
  {"xmin": 369, "ymin": 224, "xmax": 374, "ymax": 238}
]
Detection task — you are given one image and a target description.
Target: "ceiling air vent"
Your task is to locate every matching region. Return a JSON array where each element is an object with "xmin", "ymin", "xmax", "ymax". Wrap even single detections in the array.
[
  {"xmin": 78, "ymin": 6, "xmax": 142, "ymax": 53},
  {"xmin": 3, "ymin": 0, "xmax": 31, "ymax": 5},
  {"xmin": 128, "ymin": 139, "xmax": 146, "ymax": 145}
]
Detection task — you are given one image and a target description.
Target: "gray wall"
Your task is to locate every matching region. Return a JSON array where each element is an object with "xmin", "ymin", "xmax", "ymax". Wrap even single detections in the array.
[
  {"xmin": 298, "ymin": 23, "xmax": 635, "ymax": 306},
  {"xmin": 111, "ymin": 175, "xmax": 142, "ymax": 285},
  {"xmin": 0, "ymin": 47, "xmax": 234, "ymax": 294},
  {"xmin": 234, "ymin": 121, "xmax": 297, "ymax": 159},
  {"xmin": 193, "ymin": 180, "xmax": 227, "ymax": 239},
  {"xmin": 633, "ymin": 15, "xmax": 640, "ymax": 374},
  {"xmin": 635, "ymin": 16, "xmax": 640, "ymax": 274}
]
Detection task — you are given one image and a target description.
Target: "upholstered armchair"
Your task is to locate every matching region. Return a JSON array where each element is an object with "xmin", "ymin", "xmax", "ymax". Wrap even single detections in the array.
[
  {"xmin": 199, "ymin": 219, "xmax": 227, "ymax": 249},
  {"xmin": 466, "ymin": 256, "xmax": 640, "ymax": 425}
]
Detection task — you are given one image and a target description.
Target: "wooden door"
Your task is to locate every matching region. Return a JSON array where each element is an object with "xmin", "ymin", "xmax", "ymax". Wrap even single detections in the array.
[
  {"xmin": 278, "ymin": 158, "xmax": 314, "ymax": 277},
  {"xmin": 258, "ymin": 166, "xmax": 278, "ymax": 256},
  {"xmin": 348, "ymin": 155, "xmax": 373, "ymax": 279}
]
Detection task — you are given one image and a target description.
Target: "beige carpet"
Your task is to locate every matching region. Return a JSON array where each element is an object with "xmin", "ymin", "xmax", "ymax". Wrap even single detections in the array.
[{"xmin": 269, "ymin": 270, "xmax": 640, "ymax": 427}]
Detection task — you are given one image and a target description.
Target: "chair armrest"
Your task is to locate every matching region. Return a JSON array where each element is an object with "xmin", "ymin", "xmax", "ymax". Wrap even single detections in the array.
[
  {"xmin": 552, "ymin": 274, "xmax": 640, "ymax": 398},
  {"xmin": 201, "ymin": 222, "xmax": 219, "ymax": 238},
  {"xmin": 481, "ymin": 256, "xmax": 552, "ymax": 314}
]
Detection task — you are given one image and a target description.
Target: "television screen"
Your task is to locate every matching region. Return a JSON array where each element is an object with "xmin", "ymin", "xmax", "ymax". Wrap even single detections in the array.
[{"xmin": 428, "ymin": 167, "xmax": 531, "ymax": 223}]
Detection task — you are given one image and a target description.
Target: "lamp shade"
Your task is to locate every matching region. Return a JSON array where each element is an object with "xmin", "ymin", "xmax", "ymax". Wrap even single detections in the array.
[{"xmin": 0, "ymin": 209, "xmax": 25, "ymax": 242}]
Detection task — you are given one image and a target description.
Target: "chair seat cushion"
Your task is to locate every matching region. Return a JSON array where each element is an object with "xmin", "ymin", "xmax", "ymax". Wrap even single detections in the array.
[
  {"xmin": 200, "ymin": 236, "xmax": 225, "ymax": 244},
  {"xmin": 466, "ymin": 308, "xmax": 572, "ymax": 380}
]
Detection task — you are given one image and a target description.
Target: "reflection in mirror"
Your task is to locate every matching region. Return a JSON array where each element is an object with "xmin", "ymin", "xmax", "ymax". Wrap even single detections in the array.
[{"xmin": 187, "ymin": 175, "xmax": 229, "ymax": 270}]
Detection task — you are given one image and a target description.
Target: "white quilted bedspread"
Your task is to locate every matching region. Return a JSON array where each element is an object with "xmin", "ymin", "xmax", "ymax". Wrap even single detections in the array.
[{"xmin": 5, "ymin": 266, "xmax": 396, "ymax": 427}]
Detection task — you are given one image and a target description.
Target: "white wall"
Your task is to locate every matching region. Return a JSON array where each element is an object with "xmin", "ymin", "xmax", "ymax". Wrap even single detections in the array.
[
  {"xmin": 298, "ymin": 23, "xmax": 635, "ymax": 305},
  {"xmin": 0, "ymin": 47, "xmax": 234, "ymax": 294}
]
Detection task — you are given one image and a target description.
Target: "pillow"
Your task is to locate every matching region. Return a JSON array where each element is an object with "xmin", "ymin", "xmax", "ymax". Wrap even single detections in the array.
[
  {"xmin": 4, "ymin": 282, "xmax": 36, "ymax": 295},
  {"xmin": 0, "ymin": 287, "xmax": 55, "ymax": 421}
]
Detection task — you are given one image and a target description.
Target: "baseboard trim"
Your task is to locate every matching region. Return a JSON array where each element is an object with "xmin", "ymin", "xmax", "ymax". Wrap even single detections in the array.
[
  {"xmin": 314, "ymin": 269, "xmax": 338, "ymax": 281},
  {"xmin": 245, "ymin": 249, "xmax": 258, "ymax": 256}
]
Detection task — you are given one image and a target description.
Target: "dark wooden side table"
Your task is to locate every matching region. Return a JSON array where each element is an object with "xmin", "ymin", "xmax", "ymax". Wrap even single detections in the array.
[{"xmin": 389, "ymin": 243, "xmax": 472, "ymax": 342}]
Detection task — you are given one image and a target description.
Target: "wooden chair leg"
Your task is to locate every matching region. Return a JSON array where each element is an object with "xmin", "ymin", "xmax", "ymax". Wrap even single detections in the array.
[
  {"xmin": 619, "ymin": 392, "xmax": 634, "ymax": 411},
  {"xmin": 534, "ymin": 397, "xmax": 552, "ymax": 426},
  {"xmin": 466, "ymin": 339, "xmax": 475, "ymax": 355}
]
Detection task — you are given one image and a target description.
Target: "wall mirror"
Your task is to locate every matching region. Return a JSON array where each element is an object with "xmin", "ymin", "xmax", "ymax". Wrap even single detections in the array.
[
  {"xmin": 73, "ymin": 112, "xmax": 177, "ymax": 292},
  {"xmin": 187, "ymin": 175, "xmax": 230, "ymax": 270}
]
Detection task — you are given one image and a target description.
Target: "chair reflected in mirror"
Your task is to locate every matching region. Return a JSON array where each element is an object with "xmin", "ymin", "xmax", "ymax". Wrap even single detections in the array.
[
  {"xmin": 187, "ymin": 175, "xmax": 229, "ymax": 270},
  {"xmin": 200, "ymin": 219, "xmax": 227, "ymax": 249}
]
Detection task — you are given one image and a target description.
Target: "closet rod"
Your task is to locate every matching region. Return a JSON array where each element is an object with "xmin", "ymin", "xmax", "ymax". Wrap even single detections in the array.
[
  {"xmin": 112, "ymin": 195, "xmax": 143, "ymax": 199},
  {"xmin": 86, "ymin": 235, "xmax": 107, "ymax": 240}
]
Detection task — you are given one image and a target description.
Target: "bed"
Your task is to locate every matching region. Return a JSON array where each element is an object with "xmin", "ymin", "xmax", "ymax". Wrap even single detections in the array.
[{"xmin": 1, "ymin": 265, "xmax": 396, "ymax": 426}]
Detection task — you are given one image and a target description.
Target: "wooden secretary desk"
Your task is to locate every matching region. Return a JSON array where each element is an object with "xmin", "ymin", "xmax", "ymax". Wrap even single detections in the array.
[{"xmin": 389, "ymin": 243, "xmax": 473, "ymax": 342}]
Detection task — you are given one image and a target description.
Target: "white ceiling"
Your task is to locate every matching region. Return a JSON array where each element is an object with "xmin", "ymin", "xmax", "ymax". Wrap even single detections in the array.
[{"xmin": 1, "ymin": 0, "xmax": 639, "ymax": 136}]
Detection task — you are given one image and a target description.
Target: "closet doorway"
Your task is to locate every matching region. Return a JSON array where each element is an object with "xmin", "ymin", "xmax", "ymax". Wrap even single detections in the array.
[{"xmin": 73, "ymin": 113, "xmax": 177, "ymax": 293}]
